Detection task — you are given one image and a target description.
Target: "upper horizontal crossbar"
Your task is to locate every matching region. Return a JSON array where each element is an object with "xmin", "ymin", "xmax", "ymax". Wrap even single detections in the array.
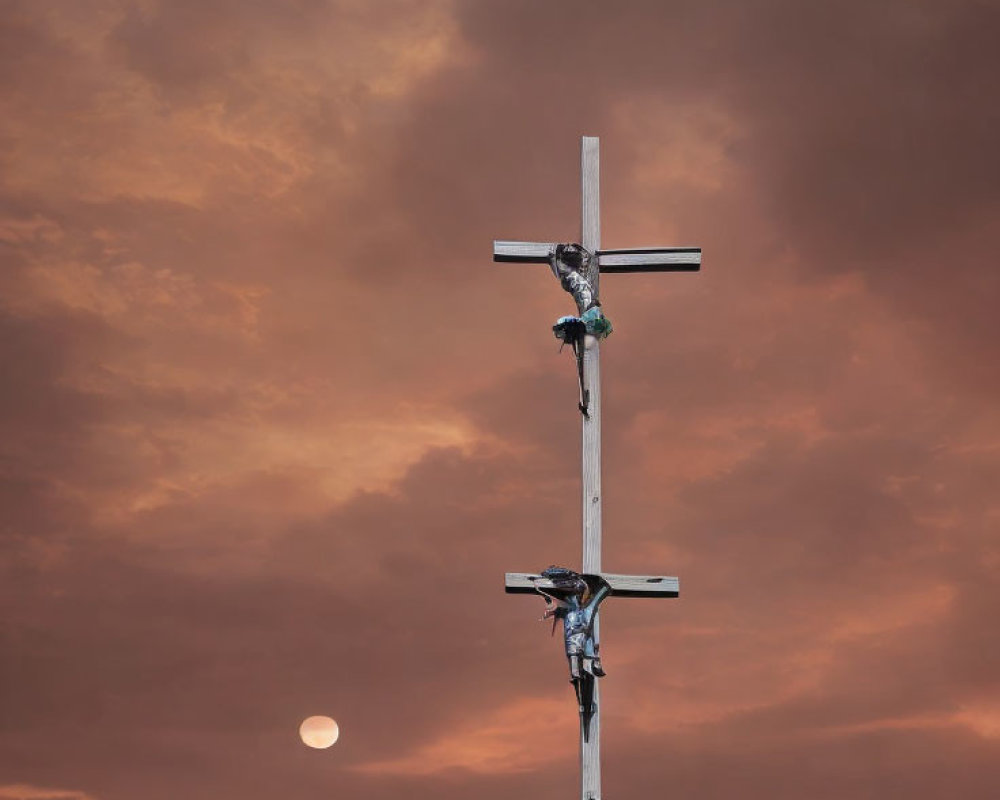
[
  {"xmin": 493, "ymin": 240, "xmax": 701, "ymax": 273},
  {"xmin": 504, "ymin": 572, "xmax": 679, "ymax": 598}
]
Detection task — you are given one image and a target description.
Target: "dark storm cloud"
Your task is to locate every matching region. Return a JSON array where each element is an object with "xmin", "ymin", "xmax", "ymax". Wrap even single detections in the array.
[
  {"xmin": 381, "ymin": 0, "xmax": 1000, "ymax": 385},
  {"xmin": 451, "ymin": 0, "xmax": 1000, "ymax": 247},
  {"xmin": 0, "ymin": 310, "xmax": 110, "ymax": 441}
]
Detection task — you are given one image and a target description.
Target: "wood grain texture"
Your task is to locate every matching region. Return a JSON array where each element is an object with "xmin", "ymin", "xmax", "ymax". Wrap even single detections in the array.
[
  {"xmin": 493, "ymin": 240, "xmax": 553, "ymax": 262},
  {"xmin": 504, "ymin": 572, "xmax": 680, "ymax": 597},
  {"xmin": 580, "ymin": 135, "xmax": 602, "ymax": 800},
  {"xmin": 582, "ymin": 679, "xmax": 601, "ymax": 800},
  {"xmin": 598, "ymin": 247, "xmax": 701, "ymax": 272},
  {"xmin": 580, "ymin": 135, "xmax": 602, "ymax": 576}
]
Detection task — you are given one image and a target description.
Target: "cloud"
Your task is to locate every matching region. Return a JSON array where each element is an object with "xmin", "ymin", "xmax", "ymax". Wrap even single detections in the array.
[
  {"xmin": 2, "ymin": 1, "xmax": 999, "ymax": 798},
  {"xmin": 355, "ymin": 695, "xmax": 576, "ymax": 776},
  {"xmin": 0, "ymin": 786, "xmax": 96, "ymax": 800}
]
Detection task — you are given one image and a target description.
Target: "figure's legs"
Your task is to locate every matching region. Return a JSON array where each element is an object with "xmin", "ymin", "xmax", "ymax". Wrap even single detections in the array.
[
  {"xmin": 576, "ymin": 673, "xmax": 596, "ymax": 741},
  {"xmin": 566, "ymin": 631, "xmax": 586, "ymax": 683},
  {"xmin": 583, "ymin": 636, "xmax": 605, "ymax": 677}
]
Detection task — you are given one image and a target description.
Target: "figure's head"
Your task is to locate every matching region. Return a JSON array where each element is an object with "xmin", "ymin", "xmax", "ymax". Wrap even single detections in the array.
[
  {"xmin": 541, "ymin": 565, "xmax": 586, "ymax": 596},
  {"xmin": 555, "ymin": 243, "xmax": 591, "ymax": 272},
  {"xmin": 542, "ymin": 565, "xmax": 579, "ymax": 581}
]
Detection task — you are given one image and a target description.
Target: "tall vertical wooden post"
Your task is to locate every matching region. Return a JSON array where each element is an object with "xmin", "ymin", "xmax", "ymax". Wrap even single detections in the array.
[
  {"xmin": 579, "ymin": 135, "xmax": 602, "ymax": 800},
  {"xmin": 495, "ymin": 135, "xmax": 700, "ymax": 800}
]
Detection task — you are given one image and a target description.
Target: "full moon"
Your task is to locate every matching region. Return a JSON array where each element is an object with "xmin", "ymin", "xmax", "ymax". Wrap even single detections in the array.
[{"xmin": 299, "ymin": 715, "xmax": 340, "ymax": 749}]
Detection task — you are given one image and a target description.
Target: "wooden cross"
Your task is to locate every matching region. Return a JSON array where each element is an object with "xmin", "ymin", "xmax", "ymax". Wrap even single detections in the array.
[{"xmin": 495, "ymin": 136, "xmax": 700, "ymax": 800}]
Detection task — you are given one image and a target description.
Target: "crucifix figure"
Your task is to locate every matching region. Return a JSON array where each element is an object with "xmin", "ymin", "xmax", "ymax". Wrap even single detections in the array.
[
  {"xmin": 494, "ymin": 137, "xmax": 700, "ymax": 800},
  {"xmin": 548, "ymin": 244, "xmax": 610, "ymax": 417},
  {"xmin": 534, "ymin": 566, "xmax": 611, "ymax": 741}
]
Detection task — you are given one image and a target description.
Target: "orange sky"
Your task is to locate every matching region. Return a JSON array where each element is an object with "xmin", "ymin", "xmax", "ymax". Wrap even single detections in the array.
[{"xmin": 2, "ymin": 1, "xmax": 999, "ymax": 798}]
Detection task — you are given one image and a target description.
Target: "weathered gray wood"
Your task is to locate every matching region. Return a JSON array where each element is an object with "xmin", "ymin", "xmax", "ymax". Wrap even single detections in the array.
[
  {"xmin": 494, "ymin": 240, "xmax": 701, "ymax": 272},
  {"xmin": 580, "ymin": 136, "xmax": 601, "ymax": 575},
  {"xmin": 504, "ymin": 572, "xmax": 680, "ymax": 597},
  {"xmin": 493, "ymin": 240, "xmax": 553, "ymax": 262},
  {"xmin": 598, "ymin": 247, "xmax": 701, "ymax": 272},
  {"xmin": 580, "ymin": 135, "xmax": 602, "ymax": 800}
]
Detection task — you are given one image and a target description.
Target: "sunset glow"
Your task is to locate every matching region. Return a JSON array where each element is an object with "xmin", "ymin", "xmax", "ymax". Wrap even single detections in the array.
[{"xmin": 2, "ymin": 1, "xmax": 998, "ymax": 798}]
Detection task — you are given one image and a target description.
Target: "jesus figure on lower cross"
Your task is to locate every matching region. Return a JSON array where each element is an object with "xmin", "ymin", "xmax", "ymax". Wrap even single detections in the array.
[
  {"xmin": 538, "ymin": 566, "xmax": 612, "ymax": 678},
  {"xmin": 535, "ymin": 566, "xmax": 612, "ymax": 741}
]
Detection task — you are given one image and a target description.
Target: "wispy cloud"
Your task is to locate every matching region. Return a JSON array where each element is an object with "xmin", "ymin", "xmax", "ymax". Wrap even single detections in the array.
[
  {"xmin": 0, "ymin": 785, "xmax": 97, "ymax": 800},
  {"xmin": 354, "ymin": 696, "xmax": 576, "ymax": 776}
]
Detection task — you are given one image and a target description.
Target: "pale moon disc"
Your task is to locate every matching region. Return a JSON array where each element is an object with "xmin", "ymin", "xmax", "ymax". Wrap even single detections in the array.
[{"xmin": 299, "ymin": 715, "xmax": 340, "ymax": 749}]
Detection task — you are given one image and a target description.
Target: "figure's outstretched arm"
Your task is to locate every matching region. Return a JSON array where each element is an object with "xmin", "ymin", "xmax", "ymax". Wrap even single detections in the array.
[
  {"xmin": 582, "ymin": 575, "xmax": 612, "ymax": 611},
  {"xmin": 536, "ymin": 589, "xmax": 569, "ymax": 621}
]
